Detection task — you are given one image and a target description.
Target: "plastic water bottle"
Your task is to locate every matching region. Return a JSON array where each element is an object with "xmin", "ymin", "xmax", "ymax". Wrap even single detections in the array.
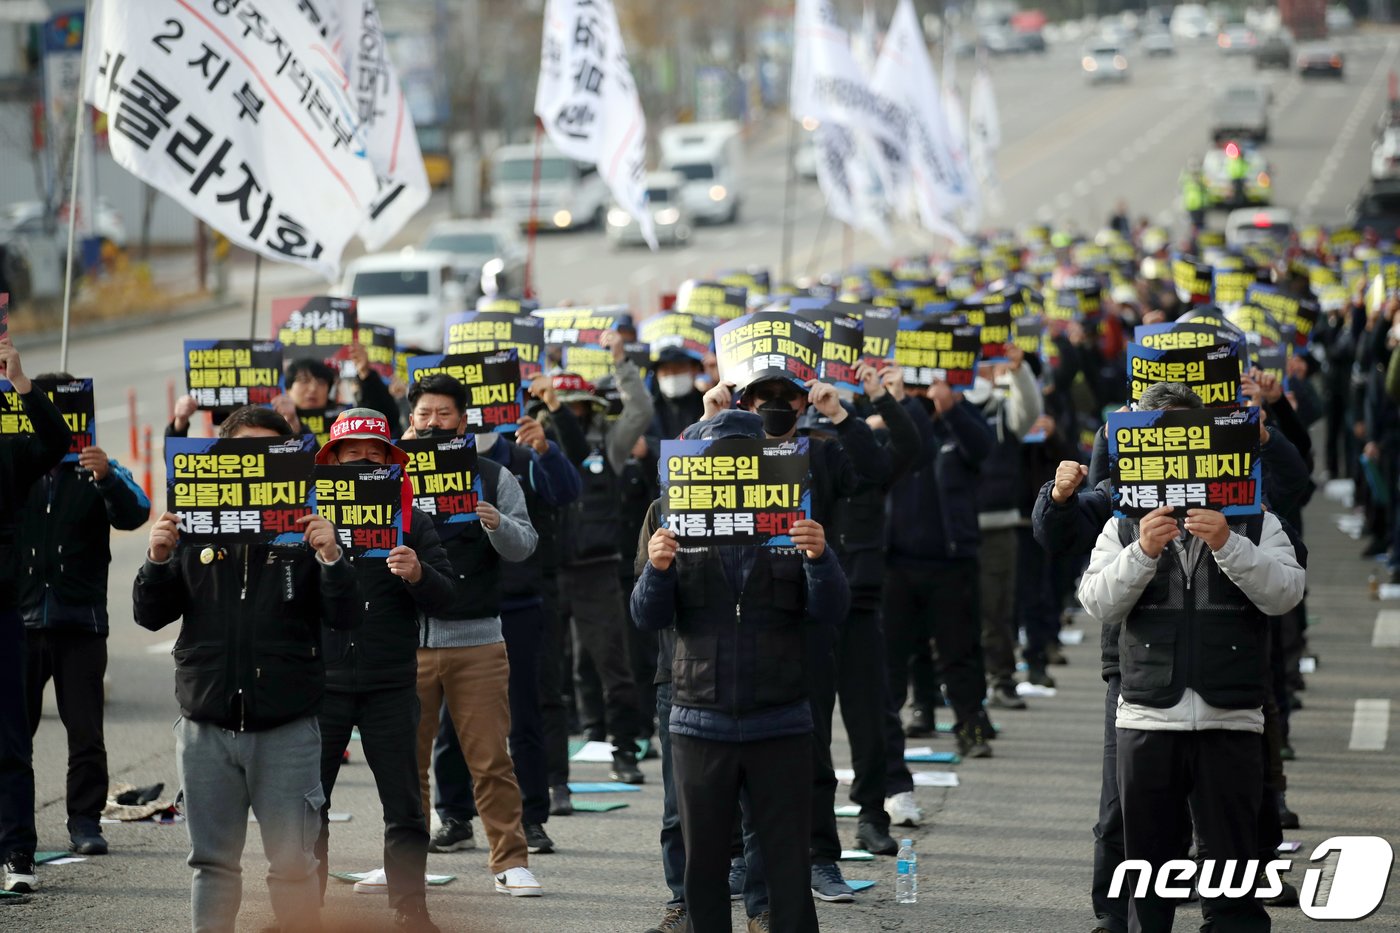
[{"xmin": 896, "ymin": 839, "xmax": 917, "ymax": 903}]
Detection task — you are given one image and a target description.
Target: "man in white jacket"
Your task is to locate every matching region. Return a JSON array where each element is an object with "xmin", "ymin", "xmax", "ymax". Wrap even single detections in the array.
[{"xmin": 1077, "ymin": 382, "xmax": 1305, "ymax": 933}]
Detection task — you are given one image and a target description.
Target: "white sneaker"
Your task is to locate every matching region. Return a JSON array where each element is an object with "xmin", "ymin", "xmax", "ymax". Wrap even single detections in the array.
[
  {"xmin": 352, "ymin": 867, "xmax": 388, "ymax": 894},
  {"xmin": 885, "ymin": 791, "xmax": 922, "ymax": 827},
  {"xmin": 494, "ymin": 865, "xmax": 543, "ymax": 897}
]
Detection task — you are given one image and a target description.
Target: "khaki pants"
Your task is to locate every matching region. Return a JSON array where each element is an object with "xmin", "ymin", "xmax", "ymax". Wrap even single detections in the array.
[{"xmin": 415, "ymin": 643, "xmax": 527, "ymax": 874}]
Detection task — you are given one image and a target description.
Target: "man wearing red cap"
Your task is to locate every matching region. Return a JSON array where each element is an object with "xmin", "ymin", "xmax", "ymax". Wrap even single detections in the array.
[{"xmin": 312, "ymin": 409, "xmax": 457, "ymax": 933}]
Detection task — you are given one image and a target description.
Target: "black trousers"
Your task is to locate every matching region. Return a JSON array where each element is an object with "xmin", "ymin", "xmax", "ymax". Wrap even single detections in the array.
[
  {"xmin": 672, "ymin": 732, "xmax": 818, "ymax": 933},
  {"xmin": 560, "ymin": 563, "xmax": 640, "ymax": 748},
  {"xmin": 25, "ymin": 628, "xmax": 109, "ymax": 833},
  {"xmin": 806, "ymin": 617, "xmax": 841, "ymax": 862},
  {"xmin": 0, "ymin": 610, "xmax": 36, "ymax": 860},
  {"xmin": 1015, "ymin": 527, "xmax": 1061, "ymax": 670},
  {"xmin": 537, "ymin": 575, "xmax": 571, "ymax": 787},
  {"xmin": 979, "ymin": 528, "xmax": 1020, "ymax": 685},
  {"xmin": 316, "ymin": 686, "xmax": 429, "ymax": 910},
  {"xmin": 1091, "ymin": 676, "xmax": 1127, "ymax": 933},
  {"xmin": 622, "ymin": 565, "xmax": 659, "ymax": 743},
  {"xmin": 883, "ymin": 558, "xmax": 986, "ymax": 728},
  {"xmin": 1117, "ymin": 728, "xmax": 1269, "ymax": 933}
]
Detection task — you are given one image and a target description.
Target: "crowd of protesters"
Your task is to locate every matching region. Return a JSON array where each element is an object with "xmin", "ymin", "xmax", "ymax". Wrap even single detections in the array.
[{"xmin": 8, "ymin": 206, "xmax": 1396, "ymax": 932}]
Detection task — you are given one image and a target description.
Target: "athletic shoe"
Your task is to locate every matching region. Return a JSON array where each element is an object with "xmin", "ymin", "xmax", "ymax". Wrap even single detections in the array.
[
  {"xmin": 885, "ymin": 791, "xmax": 922, "ymax": 827},
  {"xmin": 643, "ymin": 905, "xmax": 691, "ymax": 933},
  {"xmin": 988, "ymin": 682, "xmax": 1027, "ymax": 710},
  {"xmin": 1026, "ymin": 666, "xmax": 1057, "ymax": 688},
  {"xmin": 1262, "ymin": 878, "xmax": 1300, "ymax": 907},
  {"xmin": 728, "ymin": 857, "xmax": 746, "ymax": 900},
  {"xmin": 1278, "ymin": 792, "xmax": 1300, "ymax": 830},
  {"xmin": 69, "ymin": 830, "xmax": 108, "ymax": 856},
  {"xmin": 855, "ymin": 819, "xmax": 898, "ymax": 856},
  {"xmin": 549, "ymin": 784, "xmax": 573, "ymax": 816},
  {"xmin": 494, "ymin": 866, "xmax": 543, "ymax": 897},
  {"xmin": 809, "ymin": 862, "xmax": 855, "ymax": 903},
  {"xmin": 746, "ymin": 911, "xmax": 771, "ymax": 932},
  {"xmin": 352, "ymin": 867, "xmax": 388, "ymax": 894},
  {"xmin": 429, "ymin": 817, "xmax": 475, "ymax": 852},
  {"xmin": 610, "ymin": 749, "xmax": 644, "ymax": 785},
  {"xmin": 525, "ymin": 822, "xmax": 555, "ymax": 854},
  {"xmin": 2, "ymin": 855, "xmax": 36, "ymax": 893},
  {"xmin": 904, "ymin": 705, "xmax": 936, "ymax": 738}
]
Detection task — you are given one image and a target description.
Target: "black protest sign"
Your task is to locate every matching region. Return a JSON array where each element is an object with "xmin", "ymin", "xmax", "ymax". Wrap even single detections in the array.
[
  {"xmin": 1107, "ymin": 407, "xmax": 1262, "ymax": 519},
  {"xmin": 1012, "ymin": 318, "xmax": 1046, "ymax": 357},
  {"xmin": 443, "ymin": 311, "xmax": 547, "ymax": 380},
  {"xmin": 476, "ymin": 296, "xmax": 539, "ymax": 313},
  {"xmin": 715, "ymin": 312, "xmax": 822, "ymax": 391},
  {"xmin": 1134, "ymin": 322, "xmax": 1241, "ymax": 353},
  {"xmin": 310, "ymin": 464, "xmax": 407, "ymax": 558},
  {"xmin": 270, "ymin": 296, "xmax": 358, "ymax": 360},
  {"xmin": 1244, "ymin": 285, "xmax": 1319, "ymax": 348},
  {"xmin": 791, "ymin": 301, "xmax": 864, "ymax": 395},
  {"xmin": 533, "ymin": 306, "xmax": 622, "ymax": 384},
  {"xmin": 624, "ymin": 340, "xmax": 652, "ymax": 373},
  {"xmin": 166, "ymin": 435, "xmax": 316, "ymax": 544},
  {"xmin": 407, "ymin": 350, "xmax": 523, "ymax": 433},
  {"xmin": 358, "ymin": 324, "xmax": 396, "ymax": 380},
  {"xmin": 397, "ymin": 435, "xmax": 483, "ymax": 526},
  {"xmin": 1212, "ymin": 268, "xmax": 1256, "ymax": 309},
  {"xmin": 639, "ymin": 312, "xmax": 716, "ymax": 363},
  {"xmin": 1172, "ymin": 255, "xmax": 1213, "ymax": 306},
  {"xmin": 1255, "ymin": 347, "xmax": 1287, "ymax": 385},
  {"xmin": 297, "ymin": 409, "xmax": 341, "ymax": 449},
  {"xmin": 859, "ymin": 304, "xmax": 899, "ymax": 366},
  {"xmin": 659, "ymin": 438, "xmax": 811, "ymax": 546},
  {"xmin": 959, "ymin": 296, "xmax": 1013, "ymax": 363},
  {"xmin": 895, "ymin": 317, "xmax": 981, "ymax": 389},
  {"xmin": 184, "ymin": 340, "xmax": 284, "ymax": 411},
  {"xmin": 718, "ymin": 268, "xmax": 771, "ymax": 294},
  {"xmin": 1127, "ymin": 341, "xmax": 1244, "ymax": 407},
  {"xmin": 0, "ymin": 377, "xmax": 96, "ymax": 462},
  {"xmin": 677, "ymin": 280, "xmax": 748, "ymax": 322},
  {"xmin": 1228, "ymin": 304, "xmax": 1292, "ymax": 350}
]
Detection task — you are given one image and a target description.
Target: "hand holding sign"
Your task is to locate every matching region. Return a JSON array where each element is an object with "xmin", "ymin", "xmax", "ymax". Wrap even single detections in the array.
[
  {"xmin": 929, "ymin": 381, "xmax": 955, "ymax": 415},
  {"xmin": 148, "ymin": 511, "xmax": 182, "ymax": 563},
  {"xmin": 172, "ymin": 395, "xmax": 200, "ymax": 433},
  {"xmin": 0, "ymin": 338, "xmax": 30, "ymax": 394},
  {"xmin": 515, "ymin": 416, "xmax": 549, "ymax": 455},
  {"xmin": 788, "ymin": 518, "xmax": 826, "ymax": 561},
  {"xmin": 857, "ymin": 362, "xmax": 885, "ymax": 400},
  {"xmin": 77, "ymin": 447, "xmax": 111, "ymax": 481},
  {"xmin": 270, "ymin": 395, "xmax": 302, "ymax": 434},
  {"xmin": 702, "ymin": 381, "xmax": 736, "ymax": 420},
  {"xmin": 477, "ymin": 502, "xmax": 501, "ymax": 531},
  {"xmin": 805, "ymin": 379, "xmax": 848, "ymax": 424},
  {"xmin": 647, "ymin": 526, "xmax": 680, "ymax": 571},
  {"xmin": 1184, "ymin": 508, "xmax": 1230, "ymax": 551},
  {"xmin": 297, "ymin": 513, "xmax": 342, "ymax": 563},
  {"xmin": 386, "ymin": 545, "xmax": 423, "ymax": 584},
  {"xmin": 600, "ymin": 329, "xmax": 626, "ymax": 364},
  {"xmin": 1137, "ymin": 505, "xmax": 1181, "ymax": 559}
]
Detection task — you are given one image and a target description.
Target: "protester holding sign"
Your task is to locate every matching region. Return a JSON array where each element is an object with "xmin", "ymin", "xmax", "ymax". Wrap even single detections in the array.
[
  {"xmin": 17, "ymin": 372, "xmax": 149, "ymax": 859},
  {"xmin": 632, "ymin": 410, "xmax": 849, "ymax": 933},
  {"xmin": 311, "ymin": 409, "xmax": 456, "ymax": 933},
  {"xmin": 0, "ymin": 335, "xmax": 70, "ymax": 896},
  {"xmin": 133, "ymin": 405, "xmax": 361, "ymax": 933},
  {"xmin": 1078, "ymin": 381, "xmax": 1305, "ymax": 933}
]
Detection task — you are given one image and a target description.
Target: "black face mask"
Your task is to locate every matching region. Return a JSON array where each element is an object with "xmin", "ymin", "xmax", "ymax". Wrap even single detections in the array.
[
  {"xmin": 757, "ymin": 400, "xmax": 798, "ymax": 437},
  {"xmin": 420, "ymin": 425, "xmax": 458, "ymax": 439},
  {"xmin": 341, "ymin": 458, "xmax": 379, "ymax": 468}
]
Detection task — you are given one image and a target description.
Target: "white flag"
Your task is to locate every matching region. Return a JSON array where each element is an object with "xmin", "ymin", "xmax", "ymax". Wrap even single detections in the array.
[
  {"xmin": 535, "ymin": 0, "xmax": 655, "ymax": 250},
  {"xmin": 83, "ymin": 0, "xmax": 379, "ymax": 279},
  {"xmin": 298, "ymin": 0, "xmax": 431, "ymax": 250},
  {"xmin": 969, "ymin": 66, "xmax": 1004, "ymax": 217},
  {"xmin": 871, "ymin": 0, "xmax": 972, "ymax": 240},
  {"xmin": 813, "ymin": 123, "xmax": 891, "ymax": 244}
]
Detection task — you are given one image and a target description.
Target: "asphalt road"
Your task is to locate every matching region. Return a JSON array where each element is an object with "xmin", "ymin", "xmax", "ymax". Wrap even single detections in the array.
[{"xmin": 9, "ymin": 30, "xmax": 1400, "ymax": 933}]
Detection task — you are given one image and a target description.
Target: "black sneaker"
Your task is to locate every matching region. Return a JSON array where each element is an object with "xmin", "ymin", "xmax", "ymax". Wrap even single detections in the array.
[
  {"xmin": 394, "ymin": 899, "xmax": 441, "ymax": 933},
  {"xmin": 550, "ymin": 783, "xmax": 574, "ymax": 816},
  {"xmin": 988, "ymin": 682, "xmax": 1027, "ymax": 710},
  {"xmin": 854, "ymin": 819, "xmax": 898, "ymax": 856},
  {"xmin": 904, "ymin": 705, "xmax": 936, "ymax": 738},
  {"xmin": 728, "ymin": 857, "xmax": 746, "ymax": 900},
  {"xmin": 1026, "ymin": 666, "xmax": 1057, "ymax": 688},
  {"xmin": 2, "ymin": 855, "xmax": 36, "ymax": 894},
  {"xmin": 1047, "ymin": 644, "xmax": 1069, "ymax": 666},
  {"xmin": 1278, "ymin": 792, "xmax": 1300, "ymax": 830},
  {"xmin": 610, "ymin": 749, "xmax": 644, "ymax": 785},
  {"xmin": 69, "ymin": 829, "xmax": 108, "ymax": 856},
  {"xmin": 1262, "ymin": 878, "xmax": 1300, "ymax": 907},
  {"xmin": 428, "ymin": 817, "xmax": 475, "ymax": 853},
  {"xmin": 525, "ymin": 822, "xmax": 555, "ymax": 854},
  {"xmin": 644, "ymin": 905, "xmax": 691, "ymax": 933},
  {"xmin": 809, "ymin": 861, "xmax": 855, "ymax": 902},
  {"xmin": 956, "ymin": 719, "xmax": 994, "ymax": 759}
]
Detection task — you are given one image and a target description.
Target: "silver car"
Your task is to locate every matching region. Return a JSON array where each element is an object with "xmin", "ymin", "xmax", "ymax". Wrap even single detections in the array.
[{"xmin": 606, "ymin": 172, "xmax": 693, "ymax": 248}]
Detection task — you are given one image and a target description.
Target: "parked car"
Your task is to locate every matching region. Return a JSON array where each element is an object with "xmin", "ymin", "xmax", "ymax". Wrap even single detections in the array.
[
  {"xmin": 606, "ymin": 171, "xmax": 693, "ymax": 248},
  {"xmin": 421, "ymin": 219, "xmax": 526, "ymax": 298},
  {"xmin": 339, "ymin": 250, "xmax": 465, "ymax": 352}
]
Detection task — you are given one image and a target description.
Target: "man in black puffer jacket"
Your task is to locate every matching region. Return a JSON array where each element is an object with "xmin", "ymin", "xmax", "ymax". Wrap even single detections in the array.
[
  {"xmin": 311, "ymin": 408, "xmax": 456, "ymax": 933},
  {"xmin": 134, "ymin": 405, "xmax": 361, "ymax": 933}
]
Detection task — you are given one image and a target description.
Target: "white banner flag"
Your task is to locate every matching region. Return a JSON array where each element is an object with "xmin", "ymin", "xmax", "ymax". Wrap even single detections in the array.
[
  {"xmin": 535, "ymin": 0, "xmax": 655, "ymax": 250},
  {"xmin": 873, "ymin": 0, "xmax": 973, "ymax": 239},
  {"xmin": 813, "ymin": 123, "xmax": 891, "ymax": 244},
  {"xmin": 298, "ymin": 0, "xmax": 431, "ymax": 250},
  {"xmin": 83, "ymin": 0, "xmax": 379, "ymax": 280},
  {"xmin": 969, "ymin": 65, "xmax": 1004, "ymax": 217}
]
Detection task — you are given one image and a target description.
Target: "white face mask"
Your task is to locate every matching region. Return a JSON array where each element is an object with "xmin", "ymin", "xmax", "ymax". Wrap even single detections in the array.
[
  {"xmin": 658, "ymin": 373, "xmax": 695, "ymax": 399},
  {"xmin": 964, "ymin": 376, "xmax": 994, "ymax": 407},
  {"xmin": 475, "ymin": 432, "xmax": 498, "ymax": 454}
]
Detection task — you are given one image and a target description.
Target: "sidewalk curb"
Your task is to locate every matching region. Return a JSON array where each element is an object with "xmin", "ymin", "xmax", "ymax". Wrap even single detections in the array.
[{"xmin": 23, "ymin": 295, "xmax": 246, "ymax": 349}]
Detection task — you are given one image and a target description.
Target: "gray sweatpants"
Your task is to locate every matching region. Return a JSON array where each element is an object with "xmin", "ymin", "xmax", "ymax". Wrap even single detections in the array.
[{"xmin": 175, "ymin": 715, "xmax": 324, "ymax": 933}]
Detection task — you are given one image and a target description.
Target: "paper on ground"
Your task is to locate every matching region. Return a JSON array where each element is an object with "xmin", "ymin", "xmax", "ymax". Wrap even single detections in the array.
[
  {"xmin": 44, "ymin": 856, "xmax": 86, "ymax": 865},
  {"xmin": 572, "ymin": 799, "xmax": 629, "ymax": 812},
  {"xmin": 833, "ymin": 768, "xmax": 856, "ymax": 783},
  {"xmin": 847, "ymin": 880, "xmax": 877, "ymax": 892},
  {"xmin": 1299, "ymin": 657, "xmax": 1317, "ymax": 674},
  {"xmin": 840, "ymin": 849, "xmax": 875, "ymax": 861},
  {"xmin": 332, "ymin": 869, "xmax": 454, "ymax": 886},
  {"xmin": 905, "ymin": 748, "xmax": 960, "ymax": 763},
  {"xmin": 834, "ymin": 805, "xmax": 861, "ymax": 817},
  {"xmin": 569, "ymin": 740, "xmax": 615, "ymax": 762},
  {"xmin": 1017, "ymin": 682, "xmax": 1057, "ymax": 698},
  {"xmin": 1059, "ymin": 628, "xmax": 1085, "ymax": 645},
  {"xmin": 1380, "ymin": 584, "xmax": 1400, "ymax": 601},
  {"xmin": 912, "ymin": 771, "xmax": 960, "ymax": 787},
  {"xmin": 567, "ymin": 782, "xmax": 641, "ymax": 793}
]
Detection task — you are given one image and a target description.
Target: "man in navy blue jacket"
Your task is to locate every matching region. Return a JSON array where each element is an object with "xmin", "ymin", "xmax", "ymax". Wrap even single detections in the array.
[
  {"xmin": 633, "ymin": 410, "xmax": 850, "ymax": 933},
  {"xmin": 883, "ymin": 378, "xmax": 997, "ymax": 760}
]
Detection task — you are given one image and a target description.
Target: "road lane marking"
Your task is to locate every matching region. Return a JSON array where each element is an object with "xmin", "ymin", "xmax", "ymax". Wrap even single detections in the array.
[
  {"xmin": 1374, "ymin": 610, "xmax": 1400, "ymax": 648},
  {"xmin": 1349, "ymin": 699, "xmax": 1391, "ymax": 751},
  {"xmin": 1299, "ymin": 37, "xmax": 1397, "ymax": 219}
]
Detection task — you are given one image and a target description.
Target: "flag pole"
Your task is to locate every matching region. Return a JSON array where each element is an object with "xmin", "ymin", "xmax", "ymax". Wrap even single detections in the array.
[
  {"xmin": 249, "ymin": 253, "xmax": 262, "ymax": 340},
  {"xmin": 59, "ymin": 0, "xmax": 95, "ymax": 373},
  {"xmin": 522, "ymin": 118, "xmax": 544, "ymax": 300},
  {"xmin": 779, "ymin": 114, "xmax": 799, "ymax": 286}
]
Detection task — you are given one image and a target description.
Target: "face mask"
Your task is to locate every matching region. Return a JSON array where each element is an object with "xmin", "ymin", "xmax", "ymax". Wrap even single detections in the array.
[
  {"xmin": 757, "ymin": 400, "xmax": 798, "ymax": 437},
  {"xmin": 475, "ymin": 432, "xmax": 498, "ymax": 454},
  {"xmin": 964, "ymin": 376, "xmax": 994, "ymax": 407},
  {"xmin": 420, "ymin": 425, "xmax": 459, "ymax": 439},
  {"xmin": 341, "ymin": 458, "xmax": 378, "ymax": 468},
  {"xmin": 658, "ymin": 373, "xmax": 695, "ymax": 399}
]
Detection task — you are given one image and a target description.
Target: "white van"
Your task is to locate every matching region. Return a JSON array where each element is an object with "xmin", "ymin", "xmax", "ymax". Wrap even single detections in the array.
[
  {"xmin": 658, "ymin": 121, "xmax": 744, "ymax": 224},
  {"xmin": 490, "ymin": 141, "xmax": 609, "ymax": 231},
  {"xmin": 1170, "ymin": 4, "xmax": 1213, "ymax": 40}
]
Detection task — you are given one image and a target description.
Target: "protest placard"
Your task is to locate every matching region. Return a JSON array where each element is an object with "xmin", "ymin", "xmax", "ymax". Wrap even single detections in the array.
[
  {"xmin": 166, "ymin": 435, "xmax": 317, "ymax": 544},
  {"xmin": 534, "ymin": 307, "xmax": 622, "ymax": 384},
  {"xmin": 638, "ymin": 312, "xmax": 716, "ymax": 363},
  {"xmin": 676, "ymin": 280, "xmax": 748, "ymax": 321},
  {"xmin": 1255, "ymin": 346, "xmax": 1287, "ymax": 384},
  {"xmin": 309, "ymin": 464, "xmax": 406, "ymax": 558},
  {"xmin": 1211, "ymin": 268, "xmax": 1256, "ymax": 310},
  {"xmin": 895, "ymin": 317, "xmax": 981, "ymax": 389},
  {"xmin": 476, "ymin": 296, "xmax": 539, "ymax": 313},
  {"xmin": 715, "ymin": 312, "xmax": 823, "ymax": 391},
  {"xmin": 184, "ymin": 340, "xmax": 284, "ymax": 411},
  {"xmin": 397, "ymin": 435, "xmax": 482, "ymax": 526},
  {"xmin": 1107, "ymin": 407, "xmax": 1262, "ymax": 518},
  {"xmin": 1244, "ymin": 285, "xmax": 1319, "ymax": 348},
  {"xmin": 1228, "ymin": 304, "xmax": 1293, "ymax": 350},
  {"xmin": 1046, "ymin": 277, "xmax": 1103, "ymax": 324},
  {"xmin": 443, "ymin": 311, "xmax": 547, "ymax": 380},
  {"xmin": 1172, "ymin": 255, "xmax": 1213, "ymax": 306},
  {"xmin": 959, "ymin": 296, "xmax": 1012, "ymax": 363},
  {"xmin": 1012, "ymin": 318, "xmax": 1046, "ymax": 357},
  {"xmin": 270, "ymin": 296, "xmax": 358, "ymax": 362},
  {"xmin": 407, "ymin": 350, "xmax": 523, "ymax": 433},
  {"xmin": 0, "ymin": 377, "xmax": 95, "ymax": 462},
  {"xmin": 858, "ymin": 304, "xmax": 899, "ymax": 366},
  {"xmin": 659, "ymin": 438, "xmax": 811, "ymax": 546},
  {"xmin": 358, "ymin": 324, "xmax": 397, "ymax": 380},
  {"xmin": 297, "ymin": 409, "xmax": 341, "ymax": 449},
  {"xmin": 1127, "ymin": 341, "xmax": 1244, "ymax": 407},
  {"xmin": 1134, "ymin": 322, "xmax": 1241, "ymax": 353},
  {"xmin": 792, "ymin": 303, "xmax": 864, "ymax": 395}
]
